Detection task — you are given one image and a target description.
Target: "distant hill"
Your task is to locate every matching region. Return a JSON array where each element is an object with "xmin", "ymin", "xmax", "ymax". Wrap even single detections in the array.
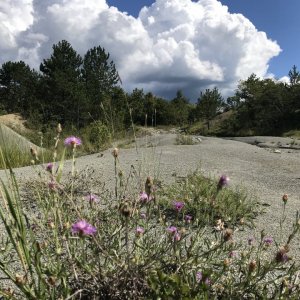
[{"xmin": 0, "ymin": 114, "xmax": 42, "ymax": 153}]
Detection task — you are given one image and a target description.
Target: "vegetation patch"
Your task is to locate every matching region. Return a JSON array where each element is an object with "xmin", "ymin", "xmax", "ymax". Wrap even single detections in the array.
[{"xmin": 0, "ymin": 130, "xmax": 299, "ymax": 299}]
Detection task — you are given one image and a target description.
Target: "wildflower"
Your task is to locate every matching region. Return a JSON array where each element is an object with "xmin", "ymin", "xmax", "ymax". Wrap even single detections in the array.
[
  {"xmin": 174, "ymin": 232, "xmax": 181, "ymax": 242},
  {"xmin": 136, "ymin": 227, "xmax": 145, "ymax": 236},
  {"xmin": 248, "ymin": 236, "xmax": 255, "ymax": 246},
  {"xmin": 112, "ymin": 147, "xmax": 119, "ymax": 158},
  {"xmin": 224, "ymin": 228, "xmax": 233, "ymax": 242},
  {"xmin": 282, "ymin": 194, "xmax": 288, "ymax": 203},
  {"xmin": 30, "ymin": 147, "xmax": 38, "ymax": 160},
  {"xmin": 196, "ymin": 272, "xmax": 211, "ymax": 286},
  {"xmin": 223, "ymin": 258, "xmax": 231, "ymax": 267},
  {"xmin": 214, "ymin": 219, "xmax": 224, "ymax": 231},
  {"xmin": 15, "ymin": 274, "xmax": 26, "ymax": 286},
  {"xmin": 204, "ymin": 278, "xmax": 211, "ymax": 286},
  {"xmin": 248, "ymin": 260, "xmax": 257, "ymax": 273},
  {"xmin": 167, "ymin": 226, "xmax": 177, "ymax": 234},
  {"xmin": 217, "ymin": 175, "xmax": 229, "ymax": 189},
  {"xmin": 86, "ymin": 193, "xmax": 99, "ymax": 203},
  {"xmin": 64, "ymin": 136, "xmax": 82, "ymax": 148},
  {"xmin": 263, "ymin": 236, "xmax": 273, "ymax": 246},
  {"xmin": 2, "ymin": 288, "xmax": 14, "ymax": 297},
  {"xmin": 46, "ymin": 162, "xmax": 53, "ymax": 173},
  {"xmin": 173, "ymin": 201, "xmax": 184, "ymax": 212},
  {"xmin": 275, "ymin": 245, "xmax": 290, "ymax": 263},
  {"xmin": 196, "ymin": 272, "xmax": 203, "ymax": 282},
  {"xmin": 71, "ymin": 220, "xmax": 96, "ymax": 236},
  {"xmin": 185, "ymin": 214, "xmax": 192, "ymax": 223},
  {"xmin": 119, "ymin": 201, "xmax": 132, "ymax": 218},
  {"xmin": 145, "ymin": 176, "xmax": 154, "ymax": 196},
  {"xmin": 140, "ymin": 213, "xmax": 146, "ymax": 219},
  {"xmin": 48, "ymin": 181, "xmax": 56, "ymax": 191},
  {"xmin": 139, "ymin": 191, "xmax": 151, "ymax": 203}
]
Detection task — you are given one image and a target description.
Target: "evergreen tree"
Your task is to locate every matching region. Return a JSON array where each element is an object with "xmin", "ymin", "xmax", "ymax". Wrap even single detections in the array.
[
  {"xmin": 40, "ymin": 40, "xmax": 83, "ymax": 126},
  {"xmin": 82, "ymin": 46, "xmax": 120, "ymax": 121},
  {"xmin": 288, "ymin": 65, "xmax": 300, "ymax": 86},
  {"xmin": 196, "ymin": 87, "xmax": 224, "ymax": 130},
  {"xmin": 0, "ymin": 61, "xmax": 39, "ymax": 115},
  {"xmin": 170, "ymin": 90, "xmax": 190, "ymax": 125}
]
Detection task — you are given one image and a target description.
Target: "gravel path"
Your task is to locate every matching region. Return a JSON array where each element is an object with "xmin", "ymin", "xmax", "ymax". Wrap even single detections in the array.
[{"xmin": 1, "ymin": 133, "xmax": 300, "ymax": 252}]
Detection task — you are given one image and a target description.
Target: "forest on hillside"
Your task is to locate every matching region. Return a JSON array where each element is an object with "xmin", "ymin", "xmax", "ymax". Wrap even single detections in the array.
[{"xmin": 0, "ymin": 40, "xmax": 300, "ymax": 137}]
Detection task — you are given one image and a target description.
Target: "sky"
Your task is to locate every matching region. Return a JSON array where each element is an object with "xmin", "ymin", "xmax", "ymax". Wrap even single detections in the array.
[{"xmin": 1, "ymin": 0, "xmax": 299, "ymax": 100}]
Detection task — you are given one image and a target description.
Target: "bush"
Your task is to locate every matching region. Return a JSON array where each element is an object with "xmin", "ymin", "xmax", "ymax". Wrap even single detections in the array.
[{"xmin": 82, "ymin": 121, "xmax": 111, "ymax": 152}]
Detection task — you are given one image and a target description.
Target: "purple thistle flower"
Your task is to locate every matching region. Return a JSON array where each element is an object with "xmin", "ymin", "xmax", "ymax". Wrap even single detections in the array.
[
  {"xmin": 263, "ymin": 237, "xmax": 273, "ymax": 246},
  {"xmin": 86, "ymin": 194, "xmax": 99, "ymax": 203},
  {"xmin": 136, "ymin": 227, "xmax": 145, "ymax": 235},
  {"xmin": 185, "ymin": 214, "xmax": 192, "ymax": 223},
  {"xmin": 173, "ymin": 201, "xmax": 184, "ymax": 212},
  {"xmin": 275, "ymin": 245, "xmax": 290, "ymax": 263},
  {"xmin": 167, "ymin": 226, "xmax": 177, "ymax": 234},
  {"xmin": 196, "ymin": 272, "xmax": 203, "ymax": 282},
  {"xmin": 71, "ymin": 220, "xmax": 96, "ymax": 236},
  {"xmin": 174, "ymin": 232, "xmax": 181, "ymax": 242},
  {"xmin": 46, "ymin": 163, "xmax": 53, "ymax": 173},
  {"xmin": 204, "ymin": 278, "xmax": 211, "ymax": 286},
  {"xmin": 139, "ymin": 191, "xmax": 150, "ymax": 203},
  {"xmin": 218, "ymin": 175, "xmax": 230, "ymax": 189},
  {"xmin": 64, "ymin": 136, "xmax": 82, "ymax": 147},
  {"xmin": 48, "ymin": 180, "xmax": 56, "ymax": 191}
]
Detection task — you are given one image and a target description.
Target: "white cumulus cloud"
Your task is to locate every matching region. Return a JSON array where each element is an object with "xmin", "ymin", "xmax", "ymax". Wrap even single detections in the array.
[{"xmin": 0, "ymin": 0, "xmax": 281, "ymax": 99}]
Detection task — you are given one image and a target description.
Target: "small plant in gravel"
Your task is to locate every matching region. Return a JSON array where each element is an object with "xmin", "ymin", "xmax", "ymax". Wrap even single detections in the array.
[
  {"xmin": 159, "ymin": 172, "xmax": 261, "ymax": 229},
  {"xmin": 0, "ymin": 125, "xmax": 299, "ymax": 299},
  {"xmin": 175, "ymin": 134, "xmax": 195, "ymax": 145}
]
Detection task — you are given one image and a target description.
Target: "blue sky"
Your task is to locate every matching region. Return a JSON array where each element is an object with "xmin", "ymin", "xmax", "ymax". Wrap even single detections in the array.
[
  {"xmin": 108, "ymin": 0, "xmax": 300, "ymax": 79},
  {"xmin": 1, "ymin": 0, "xmax": 297, "ymax": 99}
]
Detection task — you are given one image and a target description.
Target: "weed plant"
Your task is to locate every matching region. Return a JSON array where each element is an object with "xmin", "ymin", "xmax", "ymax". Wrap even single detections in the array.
[{"xmin": 0, "ymin": 125, "xmax": 299, "ymax": 299}]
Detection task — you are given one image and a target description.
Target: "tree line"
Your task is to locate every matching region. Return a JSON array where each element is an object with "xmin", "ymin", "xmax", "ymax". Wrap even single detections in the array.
[{"xmin": 0, "ymin": 39, "xmax": 299, "ymax": 136}]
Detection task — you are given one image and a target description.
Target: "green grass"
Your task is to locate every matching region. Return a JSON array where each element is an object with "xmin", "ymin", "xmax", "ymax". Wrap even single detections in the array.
[
  {"xmin": 159, "ymin": 170, "xmax": 261, "ymax": 228},
  {"xmin": 282, "ymin": 129, "xmax": 300, "ymax": 139},
  {"xmin": 175, "ymin": 134, "xmax": 195, "ymax": 145}
]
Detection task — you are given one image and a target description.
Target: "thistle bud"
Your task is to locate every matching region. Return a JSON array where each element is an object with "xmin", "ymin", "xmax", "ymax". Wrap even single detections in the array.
[
  {"xmin": 249, "ymin": 260, "xmax": 257, "ymax": 273},
  {"xmin": 119, "ymin": 201, "xmax": 132, "ymax": 218},
  {"xmin": 275, "ymin": 245, "xmax": 290, "ymax": 263},
  {"xmin": 112, "ymin": 148, "xmax": 119, "ymax": 158},
  {"xmin": 282, "ymin": 194, "xmax": 288, "ymax": 203},
  {"xmin": 57, "ymin": 123, "xmax": 62, "ymax": 133},
  {"xmin": 48, "ymin": 221, "xmax": 55, "ymax": 229},
  {"xmin": 30, "ymin": 147, "xmax": 38, "ymax": 161},
  {"xmin": 63, "ymin": 222, "xmax": 71, "ymax": 230},
  {"xmin": 15, "ymin": 274, "xmax": 26, "ymax": 286},
  {"xmin": 3, "ymin": 288, "xmax": 14, "ymax": 297},
  {"xmin": 224, "ymin": 228, "xmax": 233, "ymax": 242},
  {"xmin": 223, "ymin": 258, "xmax": 231, "ymax": 268},
  {"xmin": 145, "ymin": 176, "xmax": 153, "ymax": 196},
  {"xmin": 48, "ymin": 276, "xmax": 56, "ymax": 286}
]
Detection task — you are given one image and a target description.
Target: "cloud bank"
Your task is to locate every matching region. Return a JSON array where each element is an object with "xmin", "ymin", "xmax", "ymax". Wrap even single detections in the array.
[{"xmin": 0, "ymin": 0, "xmax": 281, "ymax": 99}]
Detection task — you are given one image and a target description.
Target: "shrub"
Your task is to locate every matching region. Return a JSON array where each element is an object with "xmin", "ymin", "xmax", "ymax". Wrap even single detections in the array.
[{"xmin": 83, "ymin": 121, "xmax": 111, "ymax": 152}]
